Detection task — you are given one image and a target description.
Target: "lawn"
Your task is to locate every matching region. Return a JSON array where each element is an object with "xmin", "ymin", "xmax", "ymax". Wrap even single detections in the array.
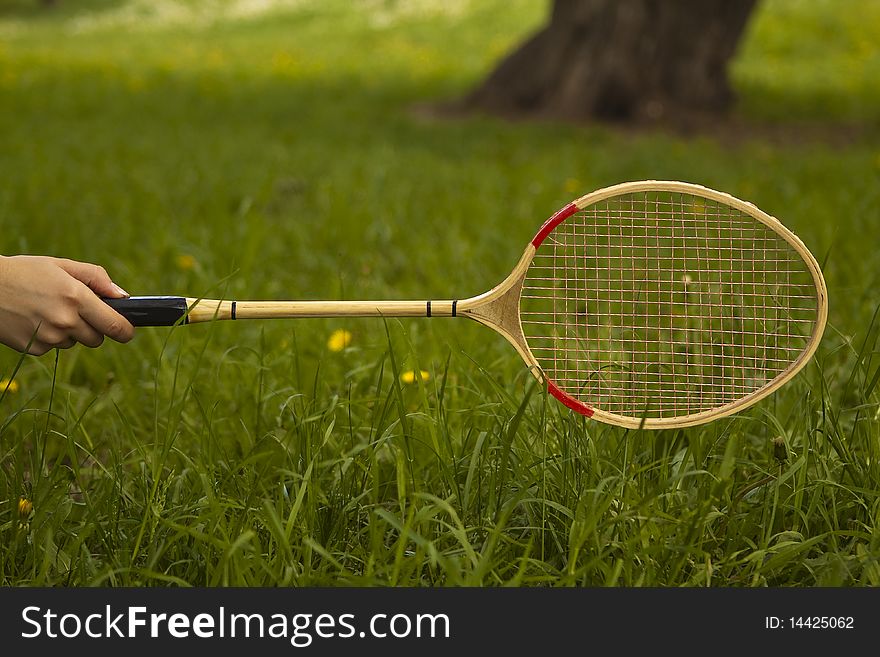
[{"xmin": 1, "ymin": 0, "xmax": 879, "ymax": 586}]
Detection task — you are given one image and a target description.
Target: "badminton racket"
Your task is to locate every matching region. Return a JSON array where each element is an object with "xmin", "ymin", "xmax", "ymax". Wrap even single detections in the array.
[{"xmin": 105, "ymin": 181, "xmax": 827, "ymax": 429}]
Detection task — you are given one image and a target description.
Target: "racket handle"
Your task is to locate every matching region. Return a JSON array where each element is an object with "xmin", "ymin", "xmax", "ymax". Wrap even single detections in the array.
[{"xmin": 103, "ymin": 296, "xmax": 188, "ymax": 327}]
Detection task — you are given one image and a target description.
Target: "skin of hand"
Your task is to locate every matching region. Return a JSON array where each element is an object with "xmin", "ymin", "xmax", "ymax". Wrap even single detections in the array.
[{"xmin": 0, "ymin": 255, "xmax": 135, "ymax": 355}]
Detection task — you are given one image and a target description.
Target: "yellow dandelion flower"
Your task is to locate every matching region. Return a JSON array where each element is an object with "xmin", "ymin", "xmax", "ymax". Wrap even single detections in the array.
[
  {"xmin": 176, "ymin": 254, "xmax": 197, "ymax": 271},
  {"xmin": 327, "ymin": 329, "xmax": 353, "ymax": 352},
  {"xmin": 564, "ymin": 178, "xmax": 581, "ymax": 194},
  {"xmin": 400, "ymin": 370, "xmax": 430, "ymax": 384},
  {"xmin": 18, "ymin": 497, "xmax": 33, "ymax": 518},
  {"xmin": 1, "ymin": 378, "xmax": 19, "ymax": 394}
]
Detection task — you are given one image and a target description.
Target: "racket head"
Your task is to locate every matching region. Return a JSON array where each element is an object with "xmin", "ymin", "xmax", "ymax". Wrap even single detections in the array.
[{"xmin": 512, "ymin": 181, "xmax": 827, "ymax": 429}]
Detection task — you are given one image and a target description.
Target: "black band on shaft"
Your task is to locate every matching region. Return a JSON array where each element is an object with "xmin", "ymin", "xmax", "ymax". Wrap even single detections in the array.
[
  {"xmin": 426, "ymin": 301, "xmax": 432, "ymax": 317},
  {"xmin": 452, "ymin": 300, "xmax": 458, "ymax": 317},
  {"xmin": 231, "ymin": 301, "xmax": 237, "ymax": 320}
]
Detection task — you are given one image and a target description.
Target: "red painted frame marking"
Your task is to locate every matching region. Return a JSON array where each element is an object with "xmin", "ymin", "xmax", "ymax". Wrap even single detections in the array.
[
  {"xmin": 547, "ymin": 380, "xmax": 594, "ymax": 418},
  {"xmin": 531, "ymin": 202, "xmax": 579, "ymax": 248},
  {"xmin": 531, "ymin": 201, "xmax": 592, "ymax": 417}
]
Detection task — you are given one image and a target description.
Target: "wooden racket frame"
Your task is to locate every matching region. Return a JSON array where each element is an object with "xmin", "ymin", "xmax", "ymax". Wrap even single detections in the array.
[{"xmin": 183, "ymin": 181, "xmax": 828, "ymax": 429}]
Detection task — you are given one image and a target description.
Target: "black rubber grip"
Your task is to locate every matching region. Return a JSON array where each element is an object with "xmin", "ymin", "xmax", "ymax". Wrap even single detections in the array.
[{"xmin": 103, "ymin": 296, "xmax": 188, "ymax": 327}]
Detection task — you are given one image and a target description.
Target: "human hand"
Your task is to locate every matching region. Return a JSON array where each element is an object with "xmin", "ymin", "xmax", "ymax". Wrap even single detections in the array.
[{"xmin": 0, "ymin": 255, "xmax": 135, "ymax": 355}]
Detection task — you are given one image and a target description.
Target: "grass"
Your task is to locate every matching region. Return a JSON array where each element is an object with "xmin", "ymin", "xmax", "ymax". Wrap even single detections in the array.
[{"xmin": 1, "ymin": 0, "xmax": 879, "ymax": 586}]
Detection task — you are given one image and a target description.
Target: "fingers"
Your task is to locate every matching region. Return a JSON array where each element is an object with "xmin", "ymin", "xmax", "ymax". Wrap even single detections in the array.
[
  {"xmin": 26, "ymin": 338, "xmax": 74, "ymax": 356},
  {"xmin": 21, "ymin": 304, "xmax": 107, "ymax": 354},
  {"xmin": 69, "ymin": 322, "xmax": 105, "ymax": 348},
  {"xmin": 27, "ymin": 280, "xmax": 132, "ymax": 352},
  {"xmin": 35, "ymin": 319, "xmax": 79, "ymax": 351},
  {"xmin": 76, "ymin": 284, "xmax": 135, "ymax": 344},
  {"xmin": 55, "ymin": 259, "xmax": 129, "ymax": 299},
  {"xmin": 26, "ymin": 341, "xmax": 53, "ymax": 356},
  {"xmin": 54, "ymin": 261, "xmax": 134, "ymax": 344}
]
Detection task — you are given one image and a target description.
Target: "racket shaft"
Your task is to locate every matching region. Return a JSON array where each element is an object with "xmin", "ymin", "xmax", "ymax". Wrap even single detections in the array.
[
  {"xmin": 104, "ymin": 296, "xmax": 458, "ymax": 326},
  {"xmin": 198, "ymin": 299, "xmax": 457, "ymax": 321}
]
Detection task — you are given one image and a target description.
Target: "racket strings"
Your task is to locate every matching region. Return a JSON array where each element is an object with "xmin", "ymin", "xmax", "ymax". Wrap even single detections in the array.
[{"xmin": 521, "ymin": 191, "xmax": 818, "ymax": 418}]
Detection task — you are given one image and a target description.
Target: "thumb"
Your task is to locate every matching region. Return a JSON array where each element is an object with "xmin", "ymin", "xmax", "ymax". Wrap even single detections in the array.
[{"xmin": 55, "ymin": 259, "xmax": 130, "ymax": 298}]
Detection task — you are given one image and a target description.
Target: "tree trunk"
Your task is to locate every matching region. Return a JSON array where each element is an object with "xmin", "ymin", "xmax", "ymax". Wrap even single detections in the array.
[{"xmin": 463, "ymin": 0, "xmax": 757, "ymax": 122}]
